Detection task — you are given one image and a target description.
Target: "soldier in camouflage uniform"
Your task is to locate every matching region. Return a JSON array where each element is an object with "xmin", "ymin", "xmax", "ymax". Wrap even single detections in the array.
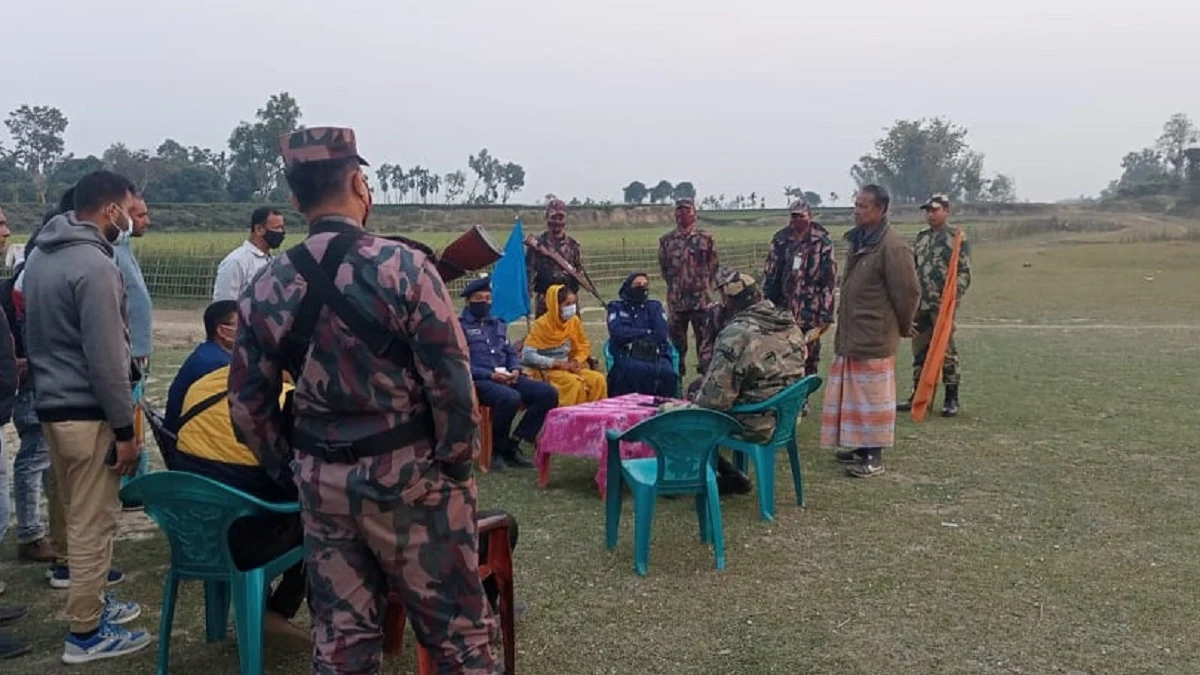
[
  {"xmin": 693, "ymin": 270, "xmax": 808, "ymax": 493},
  {"xmin": 227, "ymin": 127, "xmax": 497, "ymax": 674},
  {"xmin": 761, "ymin": 199, "xmax": 837, "ymax": 376},
  {"xmin": 658, "ymin": 198, "xmax": 720, "ymax": 378},
  {"xmin": 527, "ymin": 198, "xmax": 587, "ymax": 317},
  {"xmin": 686, "ymin": 266, "xmax": 738, "ymax": 398},
  {"xmin": 897, "ymin": 194, "xmax": 972, "ymax": 417}
]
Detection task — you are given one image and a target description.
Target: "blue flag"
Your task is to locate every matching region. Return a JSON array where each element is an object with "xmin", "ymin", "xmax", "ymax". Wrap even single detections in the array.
[{"xmin": 491, "ymin": 218, "xmax": 530, "ymax": 323}]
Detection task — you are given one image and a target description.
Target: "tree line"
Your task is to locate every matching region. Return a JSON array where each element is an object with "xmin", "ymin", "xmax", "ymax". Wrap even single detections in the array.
[
  {"xmin": 1100, "ymin": 113, "xmax": 1200, "ymax": 203},
  {"xmin": 0, "ymin": 93, "xmax": 527, "ymax": 206},
  {"xmin": 615, "ymin": 118, "xmax": 1020, "ymax": 207}
]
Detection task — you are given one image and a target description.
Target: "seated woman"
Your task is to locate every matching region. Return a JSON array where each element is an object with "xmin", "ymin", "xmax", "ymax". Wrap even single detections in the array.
[
  {"xmin": 606, "ymin": 272, "xmax": 677, "ymax": 397},
  {"xmin": 521, "ymin": 284, "xmax": 608, "ymax": 406}
]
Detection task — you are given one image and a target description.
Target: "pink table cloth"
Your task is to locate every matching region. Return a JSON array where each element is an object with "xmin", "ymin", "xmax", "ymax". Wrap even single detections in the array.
[{"xmin": 536, "ymin": 393, "xmax": 681, "ymax": 497}]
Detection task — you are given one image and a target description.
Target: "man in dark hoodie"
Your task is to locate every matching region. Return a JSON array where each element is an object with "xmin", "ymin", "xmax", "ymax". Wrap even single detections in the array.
[
  {"xmin": 693, "ymin": 270, "xmax": 809, "ymax": 494},
  {"xmin": 23, "ymin": 171, "xmax": 152, "ymax": 664}
]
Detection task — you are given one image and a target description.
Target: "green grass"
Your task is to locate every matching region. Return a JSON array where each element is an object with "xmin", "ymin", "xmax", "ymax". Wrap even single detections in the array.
[{"xmin": 3, "ymin": 234, "xmax": 1200, "ymax": 674}]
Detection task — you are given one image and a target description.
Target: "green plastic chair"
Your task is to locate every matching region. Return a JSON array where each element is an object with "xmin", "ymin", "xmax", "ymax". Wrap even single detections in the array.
[
  {"xmin": 119, "ymin": 471, "xmax": 303, "ymax": 675},
  {"xmin": 725, "ymin": 375, "xmax": 823, "ymax": 521},
  {"xmin": 604, "ymin": 408, "xmax": 744, "ymax": 576},
  {"xmin": 602, "ymin": 339, "xmax": 682, "ymax": 396}
]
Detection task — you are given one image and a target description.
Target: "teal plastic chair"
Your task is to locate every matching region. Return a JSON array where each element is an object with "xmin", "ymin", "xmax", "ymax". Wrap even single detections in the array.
[
  {"xmin": 602, "ymin": 340, "xmax": 682, "ymax": 396},
  {"xmin": 724, "ymin": 375, "xmax": 823, "ymax": 521},
  {"xmin": 119, "ymin": 472, "xmax": 303, "ymax": 675},
  {"xmin": 604, "ymin": 408, "xmax": 744, "ymax": 576}
]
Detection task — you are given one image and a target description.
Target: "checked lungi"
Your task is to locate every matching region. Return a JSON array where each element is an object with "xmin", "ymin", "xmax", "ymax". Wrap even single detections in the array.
[{"xmin": 820, "ymin": 356, "xmax": 897, "ymax": 449}]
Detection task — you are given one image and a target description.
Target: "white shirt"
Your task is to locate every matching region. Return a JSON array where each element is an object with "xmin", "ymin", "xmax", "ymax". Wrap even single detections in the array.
[{"xmin": 212, "ymin": 240, "xmax": 273, "ymax": 302}]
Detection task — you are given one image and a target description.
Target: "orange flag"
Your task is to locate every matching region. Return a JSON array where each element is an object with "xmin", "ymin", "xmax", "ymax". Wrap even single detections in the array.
[{"xmin": 911, "ymin": 229, "xmax": 963, "ymax": 422}]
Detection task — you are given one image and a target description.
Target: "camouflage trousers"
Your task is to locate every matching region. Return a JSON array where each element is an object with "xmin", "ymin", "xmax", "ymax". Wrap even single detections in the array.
[
  {"xmin": 668, "ymin": 309, "xmax": 710, "ymax": 378},
  {"xmin": 301, "ymin": 470, "xmax": 498, "ymax": 675},
  {"xmin": 910, "ymin": 309, "xmax": 959, "ymax": 389}
]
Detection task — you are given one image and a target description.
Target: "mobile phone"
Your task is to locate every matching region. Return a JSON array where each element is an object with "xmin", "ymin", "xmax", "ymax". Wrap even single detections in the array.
[{"xmin": 105, "ymin": 443, "xmax": 117, "ymax": 467}]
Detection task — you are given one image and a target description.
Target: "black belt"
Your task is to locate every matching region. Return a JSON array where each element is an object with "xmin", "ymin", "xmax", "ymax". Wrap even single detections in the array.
[{"xmin": 292, "ymin": 414, "xmax": 436, "ymax": 464}]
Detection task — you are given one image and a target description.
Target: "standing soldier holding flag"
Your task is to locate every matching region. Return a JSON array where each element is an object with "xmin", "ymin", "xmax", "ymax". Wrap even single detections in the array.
[
  {"xmin": 228, "ymin": 127, "xmax": 497, "ymax": 673},
  {"xmin": 897, "ymin": 194, "xmax": 972, "ymax": 417}
]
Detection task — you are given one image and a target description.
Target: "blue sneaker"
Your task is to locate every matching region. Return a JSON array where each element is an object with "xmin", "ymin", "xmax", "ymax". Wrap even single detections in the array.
[
  {"xmin": 101, "ymin": 595, "xmax": 141, "ymax": 626},
  {"xmin": 47, "ymin": 566, "xmax": 126, "ymax": 590},
  {"xmin": 61, "ymin": 621, "xmax": 152, "ymax": 664}
]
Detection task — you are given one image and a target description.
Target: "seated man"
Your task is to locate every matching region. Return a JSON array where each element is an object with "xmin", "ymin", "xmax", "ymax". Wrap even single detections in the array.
[
  {"xmin": 606, "ymin": 272, "xmax": 677, "ymax": 397},
  {"xmin": 164, "ymin": 301, "xmax": 307, "ymax": 643},
  {"xmin": 521, "ymin": 284, "xmax": 608, "ymax": 406},
  {"xmin": 692, "ymin": 271, "xmax": 809, "ymax": 494},
  {"xmin": 459, "ymin": 277, "xmax": 558, "ymax": 470}
]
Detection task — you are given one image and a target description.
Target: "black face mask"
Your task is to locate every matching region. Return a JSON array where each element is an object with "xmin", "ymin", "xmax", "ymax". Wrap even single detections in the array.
[
  {"xmin": 469, "ymin": 302, "xmax": 491, "ymax": 319},
  {"xmin": 264, "ymin": 230, "xmax": 286, "ymax": 249},
  {"xmin": 628, "ymin": 287, "xmax": 648, "ymax": 303}
]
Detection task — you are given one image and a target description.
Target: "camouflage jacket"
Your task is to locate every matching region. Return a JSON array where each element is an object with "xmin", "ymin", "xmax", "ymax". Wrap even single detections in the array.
[
  {"xmin": 694, "ymin": 300, "xmax": 807, "ymax": 442},
  {"xmin": 657, "ymin": 227, "xmax": 719, "ymax": 313},
  {"xmin": 696, "ymin": 303, "xmax": 728, "ymax": 375},
  {"xmin": 526, "ymin": 231, "xmax": 586, "ymax": 294},
  {"xmin": 227, "ymin": 216, "xmax": 480, "ymax": 515},
  {"xmin": 913, "ymin": 225, "xmax": 972, "ymax": 313},
  {"xmin": 761, "ymin": 223, "xmax": 838, "ymax": 331}
]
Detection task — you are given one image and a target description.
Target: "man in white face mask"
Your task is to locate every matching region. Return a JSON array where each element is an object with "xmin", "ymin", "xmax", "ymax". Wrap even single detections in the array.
[{"xmin": 111, "ymin": 197, "xmax": 152, "ymax": 509}]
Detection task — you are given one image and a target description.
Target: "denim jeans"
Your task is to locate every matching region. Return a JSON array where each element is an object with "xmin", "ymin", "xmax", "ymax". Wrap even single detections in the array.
[{"xmin": 12, "ymin": 389, "xmax": 51, "ymax": 544}]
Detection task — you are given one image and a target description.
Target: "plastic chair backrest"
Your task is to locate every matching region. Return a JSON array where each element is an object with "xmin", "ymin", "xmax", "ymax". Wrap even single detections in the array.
[
  {"xmin": 618, "ymin": 408, "xmax": 743, "ymax": 491},
  {"xmin": 120, "ymin": 471, "xmax": 292, "ymax": 578},
  {"xmin": 730, "ymin": 375, "xmax": 823, "ymax": 447}
]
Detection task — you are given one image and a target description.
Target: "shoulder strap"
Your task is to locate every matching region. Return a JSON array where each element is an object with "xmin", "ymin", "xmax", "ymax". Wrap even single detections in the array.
[
  {"xmin": 287, "ymin": 233, "xmax": 412, "ymax": 369},
  {"xmin": 177, "ymin": 390, "xmax": 228, "ymax": 430}
]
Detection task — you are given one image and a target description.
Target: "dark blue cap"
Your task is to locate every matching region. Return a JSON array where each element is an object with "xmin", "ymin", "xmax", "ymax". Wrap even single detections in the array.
[{"xmin": 461, "ymin": 276, "xmax": 491, "ymax": 298}]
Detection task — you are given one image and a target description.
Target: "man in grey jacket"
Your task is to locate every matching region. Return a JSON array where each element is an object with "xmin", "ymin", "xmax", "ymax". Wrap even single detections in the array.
[{"xmin": 23, "ymin": 171, "xmax": 152, "ymax": 664}]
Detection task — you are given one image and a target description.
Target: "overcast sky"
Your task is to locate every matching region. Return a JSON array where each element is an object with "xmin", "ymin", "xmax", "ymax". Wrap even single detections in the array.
[{"xmin": 2, "ymin": 0, "xmax": 1196, "ymax": 205}]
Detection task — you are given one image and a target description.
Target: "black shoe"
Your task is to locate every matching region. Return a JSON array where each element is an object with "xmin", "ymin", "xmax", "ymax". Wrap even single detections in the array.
[
  {"xmin": 0, "ymin": 606, "xmax": 27, "ymax": 628},
  {"xmin": 835, "ymin": 449, "xmax": 862, "ymax": 463},
  {"xmin": 715, "ymin": 457, "xmax": 753, "ymax": 495},
  {"xmin": 502, "ymin": 444, "xmax": 534, "ymax": 469},
  {"xmin": 846, "ymin": 449, "xmax": 885, "ymax": 478},
  {"xmin": 0, "ymin": 632, "xmax": 31, "ymax": 660},
  {"xmin": 489, "ymin": 453, "xmax": 508, "ymax": 472},
  {"xmin": 941, "ymin": 386, "xmax": 960, "ymax": 417},
  {"xmin": 896, "ymin": 394, "xmax": 914, "ymax": 412}
]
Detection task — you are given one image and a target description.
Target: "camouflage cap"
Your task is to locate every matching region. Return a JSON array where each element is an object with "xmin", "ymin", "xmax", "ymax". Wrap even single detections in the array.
[
  {"xmin": 715, "ymin": 270, "xmax": 757, "ymax": 297},
  {"xmin": 546, "ymin": 198, "xmax": 567, "ymax": 218},
  {"xmin": 789, "ymin": 198, "xmax": 812, "ymax": 214},
  {"xmin": 278, "ymin": 127, "xmax": 370, "ymax": 169},
  {"xmin": 920, "ymin": 194, "xmax": 950, "ymax": 210},
  {"xmin": 675, "ymin": 198, "xmax": 695, "ymax": 209}
]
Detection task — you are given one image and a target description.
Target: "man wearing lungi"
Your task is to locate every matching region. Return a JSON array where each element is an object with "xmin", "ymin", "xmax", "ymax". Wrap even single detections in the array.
[{"xmin": 820, "ymin": 185, "xmax": 920, "ymax": 477}]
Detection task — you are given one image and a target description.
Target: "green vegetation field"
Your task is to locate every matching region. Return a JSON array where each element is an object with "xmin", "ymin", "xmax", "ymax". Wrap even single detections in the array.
[{"xmin": 4, "ymin": 217, "xmax": 1200, "ymax": 674}]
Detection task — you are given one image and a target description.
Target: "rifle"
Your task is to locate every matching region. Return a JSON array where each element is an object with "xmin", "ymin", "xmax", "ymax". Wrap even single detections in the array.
[{"xmin": 523, "ymin": 234, "xmax": 605, "ymax": 305}]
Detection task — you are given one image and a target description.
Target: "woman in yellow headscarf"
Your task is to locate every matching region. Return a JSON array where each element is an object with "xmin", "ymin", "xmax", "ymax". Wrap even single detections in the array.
[{"xmin": 521, "ymin": 284, "xmax": 608, "ymax": 406}]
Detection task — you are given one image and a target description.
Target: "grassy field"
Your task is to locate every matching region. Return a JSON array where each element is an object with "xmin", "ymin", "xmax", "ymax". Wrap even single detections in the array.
[{"xmin": 3, "ymin": 229, "xmax": 1200, "ymax": 674}]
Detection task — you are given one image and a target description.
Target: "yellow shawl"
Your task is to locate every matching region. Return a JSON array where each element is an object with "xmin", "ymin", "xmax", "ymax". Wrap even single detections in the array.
[{"xmin": 525, "ymin": 284, "xmax": 590, "ymax": 363}]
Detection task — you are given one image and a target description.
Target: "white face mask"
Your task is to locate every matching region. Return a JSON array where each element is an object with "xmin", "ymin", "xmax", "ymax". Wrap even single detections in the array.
[{"xmin": 560, "ymin": 304, "xmax": 577, "ymax": 320}]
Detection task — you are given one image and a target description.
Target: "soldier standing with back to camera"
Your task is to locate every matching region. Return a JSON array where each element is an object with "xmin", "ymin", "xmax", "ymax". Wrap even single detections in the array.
[
  {"xmin": 896, "ymin": 194, "xmax": 972, "ymax": 417},
  {"xmin": 227, "ymin": 127, "xmax": 497, "ymax": 674}
]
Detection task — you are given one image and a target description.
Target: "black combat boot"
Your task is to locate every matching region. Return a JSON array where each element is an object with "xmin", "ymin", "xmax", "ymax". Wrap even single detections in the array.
[
  {"xmin": 941, "ymin": 386, "xmax": 960, "ymax": 418},
  {"xmin": 715, "ymin": 455, "xmax": 752, "ymax": 495},
  {"xmin": 896, "ymin": 389, "xmax": 915, "ymax": 412},
  {"xmin": 502, "ymin": 438, "xmax": 534, "ymax": 469}
]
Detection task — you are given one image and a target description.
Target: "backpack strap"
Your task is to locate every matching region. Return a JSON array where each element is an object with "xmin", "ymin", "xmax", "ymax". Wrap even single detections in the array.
[
  {"xmin": 283, "ymin": 233, "xmax": 412, "ymax": 376},
  {"xmin": 176, "ymin": 390, "xmax": 228, "ymax": 431}
]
